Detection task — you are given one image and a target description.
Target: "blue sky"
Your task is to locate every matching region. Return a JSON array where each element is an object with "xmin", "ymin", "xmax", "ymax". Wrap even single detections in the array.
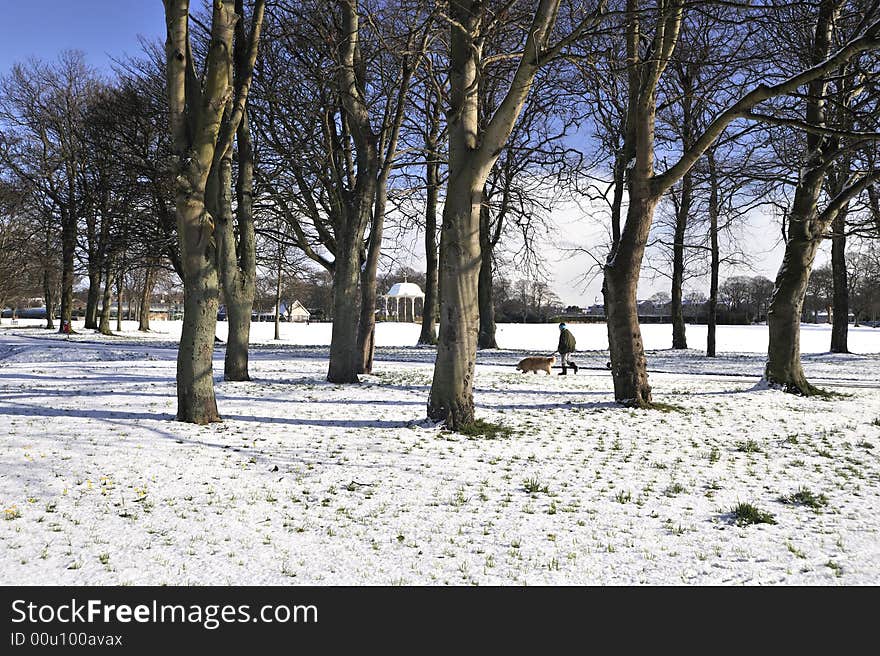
[{"xmin": 0, "ymin": 1, "xmax": 165, "ymax": 74}]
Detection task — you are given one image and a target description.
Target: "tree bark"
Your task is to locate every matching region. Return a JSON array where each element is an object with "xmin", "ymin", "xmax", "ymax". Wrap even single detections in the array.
[
  {"xmin": 706, "ymin": 152, "xmax": 719, "ymax": 358},
  {"xmin": 116, "ymin": 271, "xmax": 123, "ymax": 333},
  {"xmin": 274, "ymin": 244, "xmax": 282, "ymax": 340},
  {"xmin": 216, "ymin": 107, "xmax": 257, "ymax": 382},
  {"xmin": 139, "ymin": 263, "xmax": 155, "ymax": 332},
  {"xmin": 418, "ymin": 115, "xmax": 440, "ymax": 346},
  {"xmin": 42, "ymin": 267, "xmax": 55, "ymax": 330},
  {"xmin": 58, "ymin": 208, "xmax": 75, "ymax": 332},
  {"xmin": 428, "ymin": 168, "xmax": 484, "ymax": 427},
  {"xmin": 357, "ymin": 187, "xmax": 386, "ymax": 374},
  {"xmin": 671, "ymin": 170, "xmax": 692, "ymax": 349},
  {"xmin": 176, "ymin": 189, "xmax": 221, "ymax": 423},
  {"xmin": 605, "ymin": 187, "xmax": 657, "ymax": 407},
  {"xmin": 830, "ymin": 207, "xmax": 849, "ymax": 353},
  {"xmin": 765, "ymin": 231, "xmax": 821, "ymax": 394},
  {"xmin": 327, "ymin": 236, "xmax": 363, "ymax": 383},
  {"xmin": 84, "ymin": 268, "xmax": 101, "ymax": 329},
  {"xmin": 98, "ymin": 258, "xmax": 115, "ymax": 335},
  {"xmin": 477, "ymin": 194, "xmax": 498, "ymax": 349}
]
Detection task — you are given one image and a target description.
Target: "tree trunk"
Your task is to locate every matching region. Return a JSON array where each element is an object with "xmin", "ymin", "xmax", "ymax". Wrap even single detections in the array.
[
  {"xmin": 765, "ymin": 233, "xmax": 821, "ymax": 394},
  {"xmin": 274, "ymin": 243, "xmax": 282, "ymax": 340},
  {"xmin": 58, "ymin": 210, "xmax": 75, "ymax": 332},
  {"xmin": 327, "ymin": 236, "xmax": 362, "ymax": 384},
  {"xmin": 357, "ymin": 188, "xmax": 386, "ymax": 374},
  {"xmin": 830, "ymin": 208, "xmax": 849, "ymax": 353},
  {"xmin": 176, "ymin": 191, "xmax": 221, "ymax": 424},
  {"xmin": 706, "ymin": 152, "xmax": 719, "ymax": 358},
  {"xmin": 216, "ymin": 119, "xmax": 256, "ymax": 382},
  {"xmin": 98, "ymin": 260, "xmax": 115, "ymax": 335},
  {"xmin": 671, "ymin": 171, "xmax": 692, "ymax": 349},
  {"xmin": 428, "ymin": 167, "xmax": 484, "ymax": 427},
  {"xmin": 116, "ymin": 273, "xmax": 123, "ymax": 333},
  {"xmin": 477, "ymin": 196, "xmax": 498, "ymax": 350},
  {"xmin": 84, "ymin": 267, "xmax": 101, "ymax": 329},
  {"xmin": 42, "ymin": 268, "xmax": 55, "ymax": 330},
  {"xmin": 604, "ymin": 191, "xmax": 657, "ymax": 408},
  {"xmin": 418, "ymin": 131, "xmax": 440, "ymax": 346},
  {"xmin": 765, "ymin": 0, "xmax": 837, "ymax": 394},
  {"xmin": 139, "ymin": 263, "xmax": 155, "ymax": 332}
]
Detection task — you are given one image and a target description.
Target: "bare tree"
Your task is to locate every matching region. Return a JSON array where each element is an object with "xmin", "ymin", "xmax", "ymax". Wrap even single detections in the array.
[
  {"xmin": 427, "ymin": 0, "xmax": 606, "ymax": 429},
  {"xmin": 162, "ymin": 0, "xmax": 264, "ymax": 423}
]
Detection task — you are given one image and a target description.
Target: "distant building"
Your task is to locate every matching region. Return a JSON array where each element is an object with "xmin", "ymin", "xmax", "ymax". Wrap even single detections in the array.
[{"xmin": 285, "ymin": 300, "xmax": 311, "ymax": 323}]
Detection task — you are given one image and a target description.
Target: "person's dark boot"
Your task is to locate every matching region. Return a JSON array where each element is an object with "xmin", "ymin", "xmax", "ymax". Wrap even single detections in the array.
[
  {"xmin": 558, "ymin": 363, "xmax": 567, "ymax": 376},
  {"xmin": 571, "ymin": 361, "xmax": 579, "ymax": 374}
]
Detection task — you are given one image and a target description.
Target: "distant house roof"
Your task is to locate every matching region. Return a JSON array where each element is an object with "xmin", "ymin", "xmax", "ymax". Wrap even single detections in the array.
[
  {"xmin": 386, "ymin": 282, "xmax": 424, "ymax": 298},
  {"xmin": 287, "ymin": 300, "xmax": 310, "ymax": 316}
]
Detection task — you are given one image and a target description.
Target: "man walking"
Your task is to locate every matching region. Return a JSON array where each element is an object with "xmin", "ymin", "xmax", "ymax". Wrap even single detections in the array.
[{"xmin": 556, "ymin": 323, "xmax": 578, "ymax": 375}]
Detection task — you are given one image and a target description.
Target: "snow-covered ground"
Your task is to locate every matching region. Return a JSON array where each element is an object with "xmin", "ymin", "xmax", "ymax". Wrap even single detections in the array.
[{"xmin": 1, "ymin": 321, "xmax": 879, "ymax": 584}]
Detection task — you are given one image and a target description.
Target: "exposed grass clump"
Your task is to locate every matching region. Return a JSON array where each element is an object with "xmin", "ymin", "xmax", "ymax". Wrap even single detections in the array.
[
  {"xmin": 3, "ymin": 506, "xmax": 21, "ymax": 521},
  {"xmin": 730, "ymin": 502, "xmax": 776, "ymax": 527},
  {"xmin": 735, "ymin": 439, "xmax": 763, "ymax": 453},
  {"xmin": 450, "ymin": 419, "xmax": 513, "ymax": 440},
  {"xmin": 856, "ymin": 440, "xmax": 874, "ymax": 449},
  {"xmin": 664, "ymin": 482, "xmax": 686, "ymax": 497},
  {"xmin": 778, "ymin": 487, "xmax": 828, "ymax": 511},
  {"xmin": 649, "ymin": 402, "xmax": 685, "ymax": 413},
  {"xmin": 523, "ymin": 477, "xmax": 549, "ymax": 495},
  {"xmin": 871, "ymin": 418, "xmax": 880, "ymax": 427}
]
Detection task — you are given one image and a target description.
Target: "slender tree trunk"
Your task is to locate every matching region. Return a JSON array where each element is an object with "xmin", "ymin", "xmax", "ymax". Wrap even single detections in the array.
[
  {"xmin": 98, "ymin": 260, "xmax": 115, "ymax": 335},
  {"xmin": 418, "ymin": 130, "xmax": 440, "ymax": 346},
  {"xmin": 671, "ymin": 171, "xmax": 692, "ymax": 349},
  {"xmin": 477, "ymin": 195, "xmax": 498, "ymax": 349},
  {"xmin": 357, "ymin": 188, "xmax": 386, "ymax": 374},
  {"xmin": 274, "ymin": 244, "xmax": 282, "ymax": 340},
  {"xmin": 706, "ymin": 154, "xmax": 720, "ymax": 358},
  {"xmin": 428, "ymin": 166, "xmax": 484, "ymax": 427},
  {"xmin": 84, "ymin": 267, "xmax": 101, "ymax": 329},
  {"xmin": 216, "ymin": 122, "xmax": 256, "ymax": 381},
  {"xmin": 58, "ymin": 209, "xmax": 75, "ymax": 332},
  {"xmin": 139, "ymin": 263, "xmax": 155, "ymax": 331},
  {"xmin": 42, "ymin": 268, "xmax": 55, "ymax": 330},
  {"xmin": 116, "ymin": 272, "xmax": 123, "ymax": 333},
  {"xmin": 830, "ymin": 208, "xmax": 849, "ymax": 353}
]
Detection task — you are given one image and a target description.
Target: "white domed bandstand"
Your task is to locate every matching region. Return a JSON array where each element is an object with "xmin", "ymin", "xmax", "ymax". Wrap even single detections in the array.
[{"xmin": 384, "ymin": 281, "xmax": 424, "ymax": 322}]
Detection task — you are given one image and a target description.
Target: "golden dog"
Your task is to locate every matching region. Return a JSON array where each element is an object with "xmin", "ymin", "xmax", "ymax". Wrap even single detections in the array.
[{"xmin": 516, "ymin": 355, "xmax": 556, "ymax": 375}]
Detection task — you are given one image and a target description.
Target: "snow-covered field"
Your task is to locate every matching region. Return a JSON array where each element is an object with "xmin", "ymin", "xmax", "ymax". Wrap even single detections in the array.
[{"xmin": 1, "ymin": 321, "xmax": 879, "ymax": 584}]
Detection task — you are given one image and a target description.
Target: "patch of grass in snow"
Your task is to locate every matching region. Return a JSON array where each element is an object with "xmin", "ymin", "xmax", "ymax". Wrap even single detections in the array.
[
  {"xmin": 871, "ymin": 418, "xmax": 880, "ymax": 427},
  {"xmin": 664, "ymin": 482, "xmax": 686, "ymax": 497},
  {"xmin": 648, "ymin": 402, "xmax": 685, "ymax": 413},
  {"xmin": 730, "ymin": 502, "xmax": 776, "ymax": 527},
  {"xmin": 786, "ymin": 542, "xmax": 806, "ymax": 559},
  {"xmin": 522, "ymin": 477, "xmax": 549, "ymax": 494},
  {"xmin": 447, "ymin": 419, "xmax": 513, "ymax": 440},
  {"xmin": 825, "ymin": 560, "xmax": 843, "ymax": 577},
  {"xmin": 856, "ymin": 439, "xmax": 874, "ymax": 449},
  {"xmin": 735, "ymin": 439, "xmax": 763, "ymax": 453},
  {"xmin": 614, "ymin": 490, "xmax": 632, "ymax": 504},
  {"xmin": 778, "ymin": 487, "xmax": 828, "ymax": 511},
  {"xmin": 3, "ymin": 505, "xmax": 22, "ymax": 520}
]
